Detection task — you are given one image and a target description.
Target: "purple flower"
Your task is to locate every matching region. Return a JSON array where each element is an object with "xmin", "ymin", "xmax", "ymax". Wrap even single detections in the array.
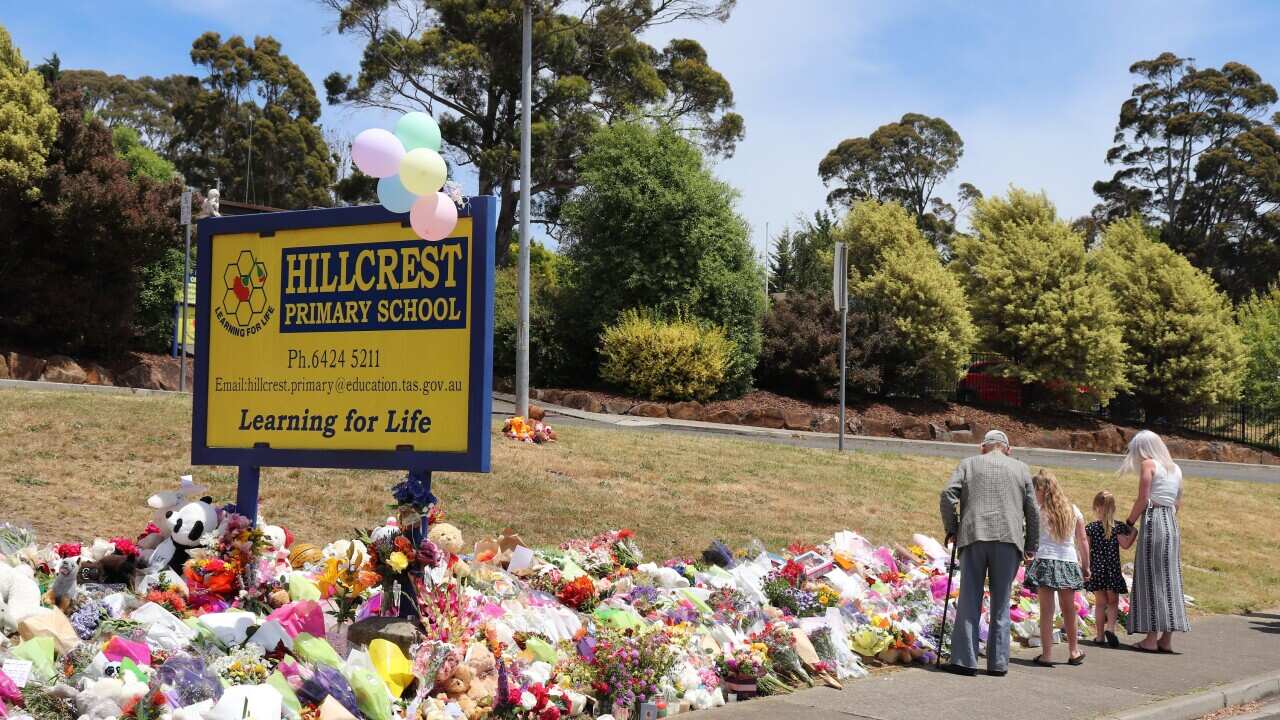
[
  {"xmin": 69, "ymin": 601, "xmax": 104, "ymax": 640},
  {"xmin": 392, "ymin": 473, "xmax": 437, "ymax": 511}
]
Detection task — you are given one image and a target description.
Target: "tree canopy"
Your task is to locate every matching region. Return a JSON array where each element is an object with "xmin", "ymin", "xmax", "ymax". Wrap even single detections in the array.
[
  {"xmin": 837, "ymin": 201, "xmax": 976, "ymax": 392},
  {"xmin": 169, "ymin": 33, "xmax": 335, "ymax": 208},
  {"xmin": 819, "ymin": 113, "xmax": 962, "ymax": 215},
  {"xmin": 0, "ymin": 80, "xmax": 180, "ymax": 356},
  {"xmin": 560, "ymin": 121, "xmax": 761, "ymax": 395},
  {"xmin": 320, "ymin": 0, "xmax": 743, "ymax": 245},
  {"xmin": 1094, "ymin": 52, "xmax": 1280, "ymax": 299},
  {"xmin": 768, "ymin": 210, "xmax": 836, "ymax": 295},
  {"xmin": 0, "ymin": 24, "xmax": 59, "ymax": 194},
  {"xmin": 1092, "ymin": 217, "xmax": 1244, "ymax": 414},
  {"xmin": 956, "ymin": 189, "xmax": 1128, "ymax": 403},
  {"xmin": 1238, "ymin": 286, "xmax": 1280, "ymax": 414}
]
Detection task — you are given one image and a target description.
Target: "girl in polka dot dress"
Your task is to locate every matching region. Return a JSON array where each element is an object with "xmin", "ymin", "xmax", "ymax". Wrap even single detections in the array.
[{"xmin": 1085, "ymin": 490, "xmax": 1135, "ymax": 648}]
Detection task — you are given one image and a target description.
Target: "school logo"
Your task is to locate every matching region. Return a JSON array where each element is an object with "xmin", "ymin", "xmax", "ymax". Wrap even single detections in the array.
[{"xmin": 215, "ymin": 250, "xmax": 274, "ymax": 336}]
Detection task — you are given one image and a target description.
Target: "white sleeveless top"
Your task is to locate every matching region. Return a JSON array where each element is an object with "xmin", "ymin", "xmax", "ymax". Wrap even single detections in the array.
[
  {"xmin": 1035, "ymin": 504, "xmax": 1083, "ymax": 563},
  {"xmin": 1149, "ymin": 462, "xmax": 1182, "ymax": 507}
]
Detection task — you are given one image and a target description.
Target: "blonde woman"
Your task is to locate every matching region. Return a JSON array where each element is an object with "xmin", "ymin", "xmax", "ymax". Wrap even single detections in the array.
[
  {"xmin": 1120, "ymin": 430, "xmax": 1189, "ymax": 652},
  {"xmin": 1027, "ymin": 469, "xmax": 1090, "ymax": 666}
]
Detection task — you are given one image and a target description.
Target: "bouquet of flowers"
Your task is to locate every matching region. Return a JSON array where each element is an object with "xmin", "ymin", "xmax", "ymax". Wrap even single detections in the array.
[
  {"xmin": 491, "ymin": 681, "xmax": 575, "ymax": 720},
  {"xmin": 750, "ymin": 623, "xmax": 812, "ymax": 694},
  {"xmin": 210, "ymin": 644, "xmax": 272, "ymax": 685},
  {"xmin": 316, "ymin": 549, "xmax": 380, "ymax": 625},
  {"xmin": 714, "ymin": 646, "xmax": 765, "ymax": 682},
  {"xmin": 415, "ymin": 575, "xmax": 479, "ymax": 644},
  {"xmin": 555, "ymin": 575, "xmax": 598, "ymax": 612},
  {"xmin": 762, "ymin": 566, "xmax": 821, "ymax": 618},
  {"xmin": 587, "ymin": 627, "xmax": 677, "ymax": 710}
]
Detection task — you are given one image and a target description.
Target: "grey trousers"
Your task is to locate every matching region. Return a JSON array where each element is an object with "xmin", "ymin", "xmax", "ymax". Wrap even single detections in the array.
[{"xmin": 950, "ymin": 540, "xmax": 1021, "ymax": 671}]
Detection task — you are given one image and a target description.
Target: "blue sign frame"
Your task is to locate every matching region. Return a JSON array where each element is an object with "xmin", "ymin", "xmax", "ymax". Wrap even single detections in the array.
[{"xmin": 191, "ymin": 198, "xmax": 495, "ymax": 486}]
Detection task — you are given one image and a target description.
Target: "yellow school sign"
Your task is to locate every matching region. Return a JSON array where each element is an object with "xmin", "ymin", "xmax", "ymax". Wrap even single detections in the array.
[{"xmin": 192, "ymin": 201, "xmax": 495, "ymax": 476}]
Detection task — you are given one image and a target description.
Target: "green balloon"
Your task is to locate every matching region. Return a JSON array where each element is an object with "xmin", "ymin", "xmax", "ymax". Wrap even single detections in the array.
[{"xmin": 395, "ymin": 111, "xmax": 442, "ymax": 151}]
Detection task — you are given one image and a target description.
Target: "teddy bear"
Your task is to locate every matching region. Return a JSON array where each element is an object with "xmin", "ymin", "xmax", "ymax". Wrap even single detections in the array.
[
  {"xmin": 435, "ymin": 664, "xmax": 482, "ymax": 720},
  {"xmin": 463, "ymin": 641, "xmax": 498, "ymax": 707},
  {"xmin": 427, "ymin": 523, "xmax": 470, "ymax": 578}
]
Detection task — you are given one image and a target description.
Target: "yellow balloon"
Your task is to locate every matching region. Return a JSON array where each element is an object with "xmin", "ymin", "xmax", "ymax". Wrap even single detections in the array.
[
  {"xmin": 398, "ymin": 147, "xmax": 447, "ymax": 195},
  {"xmin": 369, "ymin": 638, "xmax": 414, "ymax": 698}
]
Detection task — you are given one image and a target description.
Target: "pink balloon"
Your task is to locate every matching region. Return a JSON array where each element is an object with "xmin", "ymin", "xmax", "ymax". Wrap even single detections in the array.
[
  {"xmin": 410, "ymin": 192, "xmax": 459, "ymax": 241},
  {"xmin": 351, "ymin": 128, "xmax": 404, "ymax": 178}
]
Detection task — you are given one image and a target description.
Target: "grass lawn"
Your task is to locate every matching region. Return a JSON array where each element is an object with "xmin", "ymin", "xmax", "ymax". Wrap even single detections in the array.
[{"xmin": 1, "ymin": 388, "xmax": 1277, "ymax": 615}]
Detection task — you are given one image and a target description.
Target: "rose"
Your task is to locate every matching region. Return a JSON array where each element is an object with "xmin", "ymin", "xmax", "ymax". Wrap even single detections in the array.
[{"xmin": 388, "ymin": 551, "xmax": 409, "ymax": 573}]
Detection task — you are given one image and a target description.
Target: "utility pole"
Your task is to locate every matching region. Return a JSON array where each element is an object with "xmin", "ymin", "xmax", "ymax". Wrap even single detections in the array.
[
  {"xmin": 516, "ymin": 0, "xmax": 532, "ymax": 419},
  {"xmin": 179, "ymin": 188, "xmax": 192, "ymax": 393},
  {"xmin": 833, "ymin": 242, "xmax": 848, "ymax": 451}
]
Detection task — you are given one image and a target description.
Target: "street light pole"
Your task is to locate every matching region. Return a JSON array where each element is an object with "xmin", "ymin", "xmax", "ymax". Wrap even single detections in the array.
[{"xmin": 516, "ymin": 0, "xmax": 532, "ymax": 419}]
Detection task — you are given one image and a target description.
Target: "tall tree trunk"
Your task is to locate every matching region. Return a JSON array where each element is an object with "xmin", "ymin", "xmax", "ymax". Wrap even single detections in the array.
[{"xmin": 496, "ymin": 176, "xmax": 518, "ymax": 265}]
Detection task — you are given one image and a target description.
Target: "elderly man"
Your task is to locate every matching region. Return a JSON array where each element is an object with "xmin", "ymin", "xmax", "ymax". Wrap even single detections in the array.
[{"xmin": 939, "ymin": 429, "xmax": 1039, "ymax": 677}]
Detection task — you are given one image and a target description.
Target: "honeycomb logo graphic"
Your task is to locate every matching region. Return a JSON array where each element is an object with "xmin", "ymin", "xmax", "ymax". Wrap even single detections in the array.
[{"xmin": 215, "ymin": 250, "xmax": 274, "ymax": 336}]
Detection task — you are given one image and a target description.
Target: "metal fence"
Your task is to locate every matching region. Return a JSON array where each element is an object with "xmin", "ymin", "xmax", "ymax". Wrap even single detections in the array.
[{"xmin": 928, "ymin": 353, "xmax": 1280, "ymax": 452}]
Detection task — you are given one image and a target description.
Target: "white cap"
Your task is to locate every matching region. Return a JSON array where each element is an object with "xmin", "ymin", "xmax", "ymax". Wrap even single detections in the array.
[{"xmin": 982, "ymin": 429, "xmax": 1010, "ymax": 447}]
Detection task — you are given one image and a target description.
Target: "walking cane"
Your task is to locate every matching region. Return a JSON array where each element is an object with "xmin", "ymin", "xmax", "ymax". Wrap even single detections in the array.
[{"xmin": 936, "ymin": 502, "xmax": 960, "ymax": 666}]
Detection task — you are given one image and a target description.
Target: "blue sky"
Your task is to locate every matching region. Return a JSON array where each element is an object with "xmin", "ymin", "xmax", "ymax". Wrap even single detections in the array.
[{"xmin": 7, "ymin": 1, "xmax": 1280, "ymax": 256}]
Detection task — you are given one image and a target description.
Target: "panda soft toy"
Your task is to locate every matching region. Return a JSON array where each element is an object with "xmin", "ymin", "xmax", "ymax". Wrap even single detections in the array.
[{"xmin": 143, "ymin": 479, "xmax": 221, "ymax": 573}]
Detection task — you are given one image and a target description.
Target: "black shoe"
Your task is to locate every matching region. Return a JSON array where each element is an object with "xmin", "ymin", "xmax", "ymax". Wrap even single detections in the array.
[
  {"xmin": 987, "ymin": 669, "xmax": 1007, "ymax": 677},
  {"xmin": 1105, "ymin": 630, "xmax": 1119, "ymax": 649},
  {"xmin": 942, "ymin": 664, "xmax": 978, "ymax": 677}
]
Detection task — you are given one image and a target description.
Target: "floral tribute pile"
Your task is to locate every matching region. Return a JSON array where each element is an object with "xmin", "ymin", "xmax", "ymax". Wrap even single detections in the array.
[{"xmin": 0, "ymin": 477, "xmax": 1125, "ymax": 720}]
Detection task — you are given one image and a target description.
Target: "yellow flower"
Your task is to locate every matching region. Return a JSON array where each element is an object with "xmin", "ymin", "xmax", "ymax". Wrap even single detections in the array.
[{"xmin": 388, "ymin": 551, "xmax": 409, "ymax": 573}]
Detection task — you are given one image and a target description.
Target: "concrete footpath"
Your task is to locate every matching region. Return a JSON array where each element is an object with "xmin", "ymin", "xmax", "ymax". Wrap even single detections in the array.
[{"xmin": 689, "ymin": 611, "xmax": 1280, "ymax": 720}]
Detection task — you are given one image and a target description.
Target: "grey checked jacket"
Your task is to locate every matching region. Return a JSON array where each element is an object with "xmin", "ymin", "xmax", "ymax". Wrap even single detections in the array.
[{"xmin": 940, "ymin": 451, "xmax": 1040, "ymax": 555}]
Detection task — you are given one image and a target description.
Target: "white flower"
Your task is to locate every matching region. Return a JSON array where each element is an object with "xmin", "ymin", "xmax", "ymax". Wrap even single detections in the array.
[{"xmin": 520, "ymin": 691, "xmax": 537, "ymax": 710}]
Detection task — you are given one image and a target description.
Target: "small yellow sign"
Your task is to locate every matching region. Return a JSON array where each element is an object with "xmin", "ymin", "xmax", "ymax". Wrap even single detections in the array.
[{"xmin": 204, "ymin": 218, "xmax": 474, "ymax": 453}]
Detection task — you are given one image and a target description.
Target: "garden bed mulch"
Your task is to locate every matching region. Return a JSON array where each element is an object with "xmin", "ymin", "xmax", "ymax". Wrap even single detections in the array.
[{"xmin": 530, "ymin": 387, "xmax": 1280, "ymax": 467}]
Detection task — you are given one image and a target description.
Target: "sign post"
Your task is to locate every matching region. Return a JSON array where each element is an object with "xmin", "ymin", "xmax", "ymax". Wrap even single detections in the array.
[
  {"xmin": 833, "ymin": 242, "xmax": 848, "ymax": 451},
  {"xmin": 192, "ymin": 199, "xmax": 497, "ymax": 523},
  {"xmin": 180, "ymin": 188, "xmax": 192, "ymax": 392}
]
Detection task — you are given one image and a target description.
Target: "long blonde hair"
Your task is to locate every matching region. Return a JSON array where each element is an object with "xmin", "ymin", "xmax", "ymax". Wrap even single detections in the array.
[
  {"xmin": 1033, "ymin": 469, "xmax": 1074, "ymax": 543},
  {"xmin": 1092, "ymin": 490, "xmax": 1116, "ymax": 540},
  {"xmin": 1120, "ymin": 430, "xmax": 1177, "ymax": 475}
]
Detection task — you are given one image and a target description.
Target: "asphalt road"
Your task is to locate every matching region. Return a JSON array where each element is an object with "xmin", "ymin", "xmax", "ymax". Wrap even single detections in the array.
[{"xmin": 494, "ymin": 398, "xmax": 1280, "ymax": 484}]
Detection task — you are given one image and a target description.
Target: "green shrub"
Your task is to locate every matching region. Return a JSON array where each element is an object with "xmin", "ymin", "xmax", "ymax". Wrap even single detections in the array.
[
  {"xmin": 833, "ymin": 200, "xmax": 976, "ymax": 394},
  {"xmin": 492, "ymin": 265, "xmax": 572, "ymax": 387},
  {"xmin": 756, "ymin": 291, "xmax": 894, "ymax": 400},
  {"xmin": 599, "ymin": 309, "xmax": 733, "ymax": 401},
  {"xmin": 1092, "ymin": 217, "xmax": 1244, "ymax": 414},
  {"xmin": 561, "ymin": 122, "xmax": 763, "ymax": 396},
  {"xmin": 954, "ymin": 189, "xmax": 1128, "ymax": 403},
  {"xmin": 133, "ymin": 247, "xmax": 185, "ymax": 353},
  {"xmin": 1239, "ymin": 286, "xmax": 1280, "ymax": 414}
]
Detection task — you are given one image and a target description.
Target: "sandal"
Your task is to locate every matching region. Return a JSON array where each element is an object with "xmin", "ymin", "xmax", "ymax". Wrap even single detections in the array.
[
  {"xmin": 1068, "ymin": 652, "xmax": 1086, "ymax": 666},
  {"xmin": 1157, "ymin": 647, "xmax": 1175, "ymax": 654},
  {"xmin": 1105, "ymin": 631, "xmax": 1120, "ymax": 649},
  {"xmin": 1033, "ymin": 655, "xmax": 1054, "ymax": 667},
  {"xmin": 1131, "ymin": 643, "xmax": 1161, "ymax": 654}
]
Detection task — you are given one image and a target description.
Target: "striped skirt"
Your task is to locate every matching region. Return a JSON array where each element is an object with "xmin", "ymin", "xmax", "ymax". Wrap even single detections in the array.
[{"xmin": 1127, "ymin": 505, "xmax": 1190, "ymax": 634}]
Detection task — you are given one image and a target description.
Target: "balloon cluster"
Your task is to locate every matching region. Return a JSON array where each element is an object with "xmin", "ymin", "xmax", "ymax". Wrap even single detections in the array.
[{"xmin": 351, "ymin": 112, "xmax": 459, "ymax": 241}]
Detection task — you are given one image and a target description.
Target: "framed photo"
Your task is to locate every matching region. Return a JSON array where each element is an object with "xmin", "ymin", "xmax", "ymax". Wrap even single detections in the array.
[{"xmin": 794, "ymin": 550, "xmax": 835, "ymax": 578}]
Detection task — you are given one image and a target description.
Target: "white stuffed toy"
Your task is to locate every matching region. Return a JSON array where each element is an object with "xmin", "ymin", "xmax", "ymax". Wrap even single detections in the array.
[
  {"xmin": 0, "ymin": 560, "xmax": 46, "ymax": 633},
  {"xmin": 142, "ymin": 475, "xmax": 220, "ymax": 573},
  {"xmin": 48, "ymin": 675, "xmax": 150, "ymax": 719}
]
